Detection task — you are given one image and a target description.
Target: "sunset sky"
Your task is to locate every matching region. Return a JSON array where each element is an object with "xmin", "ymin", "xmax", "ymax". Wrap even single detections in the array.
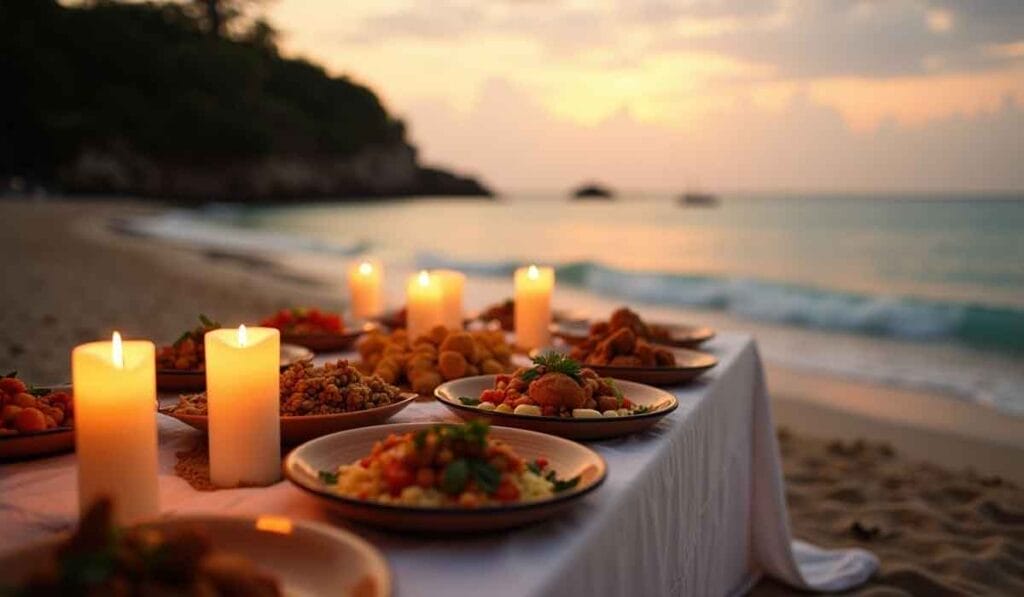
[{"xmin": 268, "ymin": 1, "xmax": 1024, "ymax": 193}]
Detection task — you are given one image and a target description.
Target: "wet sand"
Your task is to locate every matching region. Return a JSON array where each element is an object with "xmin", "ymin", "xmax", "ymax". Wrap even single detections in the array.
[{"xmin": 2, "ymin": 198, "xmax": 1022, "ymax": 595}]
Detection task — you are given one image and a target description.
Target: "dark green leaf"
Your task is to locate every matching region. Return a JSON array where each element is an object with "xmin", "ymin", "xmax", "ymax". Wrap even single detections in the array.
[
  {"xmin": 519, "ymin": 367, "xmax": 541, "ymax": 383},
  {"xmin": 413, "ymin": 429, "xmax": 428, "ymax": 450},
  {"xmin": 468, "ymin": 459, "xmax": 501, "ymax": 494},
  {"xmin": 172, "ymin": 330, "xmax": 192, "ymax": 347},
  {"xmin": 318, "ymin": 470, "xmax": 339, "ymax": 484},
  {"xmin": 551, "ymin": 475, "xmax": 581, "ymax": 492},
  {"xmin": 198, "ymin": 314, "xmax": 216, "ymax": 328},
  {"xmin": 3, "ymin": 370, "xmax": 17, "ymax": 379},
  {"xmin": 441, "ymin": 459, "xmax": 469, "ymax": 494},
  {"xmin": 457, "ymin": 396, "xmax": 481, "ymax": 406},
  {"xmin": 526, "ymin": 460, "xmax": 543, "ymax": 476}
]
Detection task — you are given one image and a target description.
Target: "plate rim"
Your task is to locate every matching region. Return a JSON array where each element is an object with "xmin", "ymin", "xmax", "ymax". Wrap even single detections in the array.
[
  {"xmin": 283, "ymin": 422, "xmax": 608, "ymax": 516},
  {"xmin": 434, "ymin": 375, "xmax": 679, "ymax": 424},
  {"xmin": 159, "ymin": 391, "xmax": 419, "ymax": 422}
]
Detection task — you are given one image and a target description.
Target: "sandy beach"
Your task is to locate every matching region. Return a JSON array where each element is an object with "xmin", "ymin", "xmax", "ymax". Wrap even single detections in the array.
[{"xmin": 2, "ymin": 198, "xmax": 1022, "ymax": 595}]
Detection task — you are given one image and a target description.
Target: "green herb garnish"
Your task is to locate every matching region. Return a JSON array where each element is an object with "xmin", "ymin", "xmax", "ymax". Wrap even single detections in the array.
[
  {"xmin": 457, "ymin": 396, "xmax": 481, "ymax": 406},
  {"xmin": 318, "ymin": 470, "xmax": 339, "ymax": 484},
  {"xmin": 468, "ymin": 460, "xmax": 501, "ymax": 494},
  {"xmin": 441, "ymin": 459, "xmax": 469, "ymax": 494},
  {"xmin": 519, "ymin": 352, "xmax": 583, "ymax": 383},
  {"xmin": 551, "ymin": 475, "xmax": 581, "ymax": 492},
  {"xmin": 526, "ymin": 459, "xmax": 581, "ymax": 493}
]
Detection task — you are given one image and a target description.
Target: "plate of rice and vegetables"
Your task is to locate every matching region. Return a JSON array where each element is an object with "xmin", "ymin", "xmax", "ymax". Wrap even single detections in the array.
[
  {"xmin": 284, "ymin": 420, "xmax": 606, "ymax": 532},
  {"xmin": 435, "ymin": 353, "xmax": 678, "ymax": 440},
  {"xmin": 163, "ymin": 359, "xmax": 416, "ymax": 444}
]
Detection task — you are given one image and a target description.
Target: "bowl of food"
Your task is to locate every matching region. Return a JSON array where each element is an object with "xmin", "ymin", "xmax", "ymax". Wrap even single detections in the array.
[
  {"xmin": 156, "ymin": 315, "xmax": 313, "ymax": 392},
  {"xmin": 0, "ymin": 499, "xmax": 391, "ymax": 597},
  {"xmin": 554, "ymin": 307, "xmax": 715, "ymax": 349},
  {"xmin": 261, "ymin": 307, "xmax": 371, "ymax": 353},
  {"xmin": 284, "ymin": 421, "xmax": 606, "ymax": 533},
  {"xmin": 0, "ymin": 372, "xmax": 74, "ymax": 460},
  {"xmin": 163, "ymin": 359, "xmax": 417, "ymax": 444},
  {"xmin": 357, "ymin": 326, "xmax": 515, "ymax": 396},
  {"xmin": 435, "ymin": 354, "xmax": 678, "ymax": 440}
]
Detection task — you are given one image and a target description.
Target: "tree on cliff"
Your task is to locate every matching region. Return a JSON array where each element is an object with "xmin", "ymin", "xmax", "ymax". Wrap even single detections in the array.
[{"xmin": 0, "ymin": 0, "xmax": 424, "ymax": 194}]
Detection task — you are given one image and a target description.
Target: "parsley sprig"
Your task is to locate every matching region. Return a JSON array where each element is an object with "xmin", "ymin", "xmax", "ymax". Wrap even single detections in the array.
[
  {"xmin": 519, "ymin": 352, "xmax": 584, "ymax": 383},
  {"xmin": 526, "ymin": 459, "xmax": 581, "ymax": 492}
]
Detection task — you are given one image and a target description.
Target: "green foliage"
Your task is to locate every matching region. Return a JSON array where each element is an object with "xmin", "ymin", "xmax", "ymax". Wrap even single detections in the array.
[
  {"xmin": 520, "ymin": 352, "xmax": 584, "ymax": 383},
  {"xmin": 0, "ymin": 0, "xmax": 405, "ymax": 181}
]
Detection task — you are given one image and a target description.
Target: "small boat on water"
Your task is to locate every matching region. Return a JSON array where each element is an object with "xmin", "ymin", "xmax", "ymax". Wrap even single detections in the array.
[
  {"xmin": 571, "ymin": 183, "xmax": 615, "ymax": 200},
  {"xmin": 678, "ymin": 191, "xmax": 719, "ymax": 207}
]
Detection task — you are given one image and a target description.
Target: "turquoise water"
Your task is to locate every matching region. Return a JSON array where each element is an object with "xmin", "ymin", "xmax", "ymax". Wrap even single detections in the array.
[
  {"xmin": 144, "ymin": 194, "xmax": 1024, "ymax": 414},
  {"xmin": 247, "ymin": 194, "xmax": 1024, "ymax": 353}
]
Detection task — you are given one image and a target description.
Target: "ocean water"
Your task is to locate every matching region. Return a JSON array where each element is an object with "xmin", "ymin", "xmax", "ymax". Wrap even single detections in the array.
[{"xmin": 136, "ymin": 194, "xmax": 1024, "ymax": 415}]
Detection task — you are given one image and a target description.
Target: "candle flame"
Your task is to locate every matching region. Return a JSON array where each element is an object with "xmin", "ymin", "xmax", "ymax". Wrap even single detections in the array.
[
  {"xmin": 111, "ymin": 331, "xmax": 124, "ymax": 369},
  {"xmin": 237, "ymin": 324, "xmax": 248, "ymax": 347},
  {"xmin": 527, "ymin": 265, "xmax": 540, "ymax": 280},
  {"xmin": 358, "ymin": 261, "xmax": 373, "ymax": 276},
  {"xmin": 418, "ymin": 270, "xmax": 430, "ymax": 287}
]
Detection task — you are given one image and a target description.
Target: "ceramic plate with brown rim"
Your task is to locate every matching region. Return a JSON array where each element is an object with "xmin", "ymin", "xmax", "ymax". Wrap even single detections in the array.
[
  {"xmin": 584, "ymin": 347, "xmax": 718, "ymax": 386},
  {"xmin": 0, "ymin": 515, "xmax": 391, "ymax": 597},
  {"xmin": 160, "ymin": 392, "xmax": 417, "ymax": 445},
  {"xmin": 284, "ymin": 422, "xmax": 607, "ymax": 533},
  {"xmin": 552, "ymin": 320, "xmax": 716, "ymax": 348},
  {"xmin": 0, "ymin": 385, "xmax": 75, "ymax": 461},
  {"xmin": 524, "ymin": 346, "xmax": 718, "ymax": 387},
  {"xmin": 280, "ymin": 321, "xmax": 383, "ymax": 353},
  {"xmin": 435, "ymin": 375, "xmax": 678, "ymax": 440},
  {"xmin": 156, "ymin": 343, "xmax": 314, "ymax": 392}
]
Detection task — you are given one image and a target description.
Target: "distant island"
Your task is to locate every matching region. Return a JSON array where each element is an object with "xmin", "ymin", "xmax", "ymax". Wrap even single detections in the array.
[
  {"xmin": 0, "ymin": 0, "xmax": 491, "ymax": 202},
  {"xmin": 571, "ymin": 183, "xmax": 615, "ymax": 200},
  {"xmin": 678, "ymin": 191, "xmax": 719, "ymax": 207}
]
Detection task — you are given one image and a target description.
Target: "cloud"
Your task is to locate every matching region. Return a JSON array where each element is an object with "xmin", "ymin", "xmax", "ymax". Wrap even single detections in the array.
[{"xmin": 404, "ymin": 77, "xmax": 1024, "ymax": 193}]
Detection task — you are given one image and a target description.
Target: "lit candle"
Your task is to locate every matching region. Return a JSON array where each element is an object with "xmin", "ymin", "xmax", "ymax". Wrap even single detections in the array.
[
  {"xmin": 514, "ymin": 265, "xmax": 555, "ymax": 350},
  {"xmin": 433, "ymin": 269, "xmax": 466, "ymax": 331},
  {"xmin": 406, "ymin": 270, "xmax": 444, "ymax": 342},
  {"xmin": 347, "ymin": 260, "xmax": 383, "ymax": 319},
  {"xmin": 73, "ymin": 332, "xmax": 159, "ymax": 524},
  {"xmin": 205, "ymin": 325, "xmax": 281, "ymax": 488}
]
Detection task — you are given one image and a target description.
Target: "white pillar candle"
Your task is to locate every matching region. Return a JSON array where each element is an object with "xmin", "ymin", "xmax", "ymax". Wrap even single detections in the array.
[
  {"xmin": 73, "ymin": 332, "xmax": 159, "ymax": 525},
  {"xmin": 514, "ymin": 265, "xmax": 555, "ymax": 350},
  {"xmin": 205, "ymin": 325, "xmax": 281, "ymax": 488},
  {"xmin": 348, "ymin": 260, "xmax": 383, "ymax": 319},
  {"xmin": 406, "ymin": 270, "xmax": 444, "ymax": 342},
  {"xmin": 433, "ymin": 269, "xmax": 466, "ymax": 331}
]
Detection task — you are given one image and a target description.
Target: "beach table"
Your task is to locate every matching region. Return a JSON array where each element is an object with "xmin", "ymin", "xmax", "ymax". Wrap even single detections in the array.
[{"xmin": 1, "ymin": 332, "xmax": 876, "ymax": 596}]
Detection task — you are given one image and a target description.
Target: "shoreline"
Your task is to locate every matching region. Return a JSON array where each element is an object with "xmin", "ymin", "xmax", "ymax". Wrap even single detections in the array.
[
  {"xmin": 7, "ymin": 197, "xmax": 1022, "ymax": 479},
  {"xmin": 4, "ymin": 197, "xmax": 1023, "ymax": 596}
]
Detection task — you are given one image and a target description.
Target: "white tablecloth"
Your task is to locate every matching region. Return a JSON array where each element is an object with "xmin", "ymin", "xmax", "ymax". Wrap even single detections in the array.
[{"xmin": 1, "ymin": 333, "xmax": 876, "ymax": 595}]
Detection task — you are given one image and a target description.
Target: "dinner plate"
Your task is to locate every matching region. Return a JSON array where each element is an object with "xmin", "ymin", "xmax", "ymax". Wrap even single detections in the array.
[
  {"xmin": 0, "ymin": 385, "xmax": 74, "ymax": 461},
  {"xmin": 0, "ymin": 515, "xmax": 391, "ymax": 597},
  {"xmin": 160, "ymin": 392, "xmax": 418, "ymax": 445},
  {"xmin": 525, "ymin": 345, "xmax": 718, "ymax": 386},
  {"xmin": 435, "ymin": 375, "xmax": 678, "ymax": 440},
  {"xmin": 553, "ymin": 321, "xmax": 716, "ymax": 348},
  {"xmin": 279, "ymin": 321, "xmax": 383, "ymax": 353},
  {"xmin": 156, "ymin": 343, "xmax": 314, "ymax": 392},
  {"xmin": 584, "ymin": 347, "xmax": 717, "ymax": 386},
  {"xmin": 284, "ymin": 423, "xmax": 607, "ymax": 533}
]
